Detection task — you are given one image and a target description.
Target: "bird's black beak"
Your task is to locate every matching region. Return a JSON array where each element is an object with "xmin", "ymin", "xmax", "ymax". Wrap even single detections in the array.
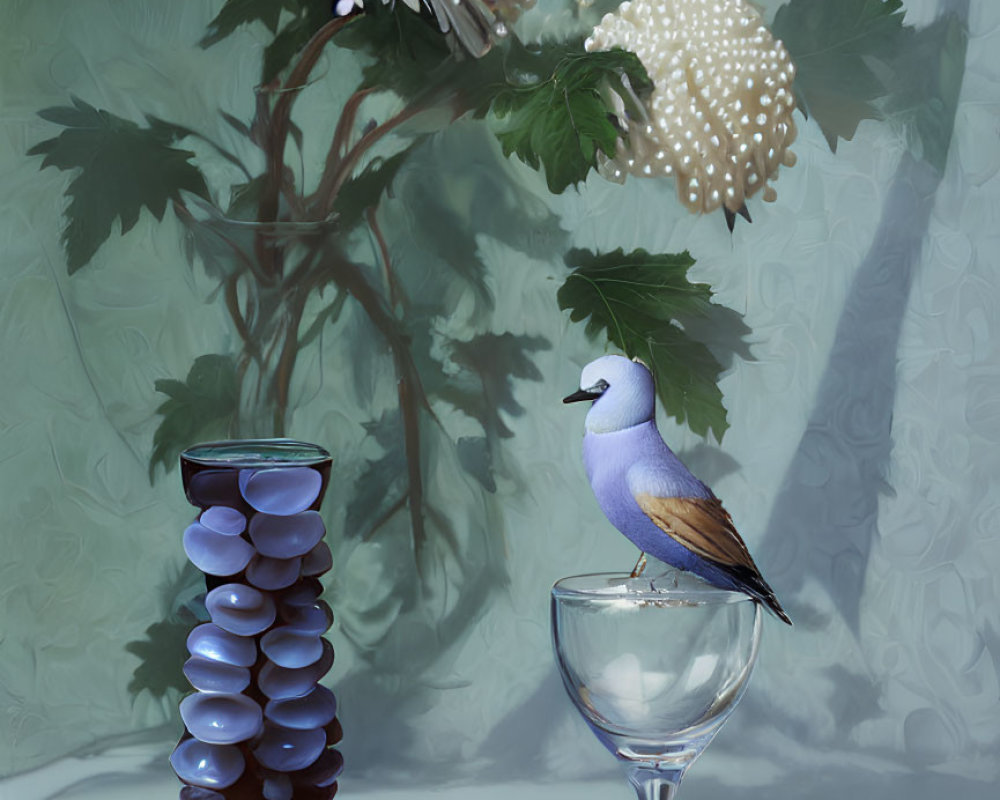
[{"xmin": 563, "ymin": 388, "xmax": 602, "ymax": 404}]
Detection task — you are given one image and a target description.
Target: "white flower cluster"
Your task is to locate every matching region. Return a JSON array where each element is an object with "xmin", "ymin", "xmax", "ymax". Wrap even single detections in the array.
[{"xmin": 586, "ymin": 0, "xmax": 798, "ymax": 215}]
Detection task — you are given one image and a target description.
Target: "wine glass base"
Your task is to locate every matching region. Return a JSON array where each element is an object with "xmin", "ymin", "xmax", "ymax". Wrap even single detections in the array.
[{"xmin": 628, "ymin": 766, "xmax": 683, "ymax": 800}]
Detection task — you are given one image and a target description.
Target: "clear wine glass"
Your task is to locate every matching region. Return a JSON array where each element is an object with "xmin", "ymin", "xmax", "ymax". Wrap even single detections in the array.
[{"xmin": 551, "ymin": 571, "xmax": 762, "ymax": 800}]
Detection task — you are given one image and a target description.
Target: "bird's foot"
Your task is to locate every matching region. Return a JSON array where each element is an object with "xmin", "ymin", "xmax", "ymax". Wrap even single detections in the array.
[{"xmin": 630, "ymin": 552, "xmax": 647, "ymax": 578}]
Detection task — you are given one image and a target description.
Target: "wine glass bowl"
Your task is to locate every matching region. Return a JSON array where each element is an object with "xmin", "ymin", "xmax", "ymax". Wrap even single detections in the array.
[{"xmin": 551, "ymin": 571, "xmax": 762, "ymax": 800}]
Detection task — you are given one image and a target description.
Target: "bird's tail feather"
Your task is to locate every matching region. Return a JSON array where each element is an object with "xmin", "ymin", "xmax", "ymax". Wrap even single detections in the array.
[
  {"xmin": 727, "ymin": 564, "xmax": 793, "ymax": 625},
  {"xmin": 760, "ymin": 594, "xmax": 793, "ymax": 625}
]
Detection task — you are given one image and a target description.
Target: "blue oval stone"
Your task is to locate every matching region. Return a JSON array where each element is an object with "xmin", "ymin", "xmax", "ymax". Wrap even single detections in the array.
[
  {"xmin": 239, "ymin": 467, "xmax": 321, "ymax": 516},
  {"xmin": 170, "ymin": 739, "xmax": 244, "ymax": 789}
]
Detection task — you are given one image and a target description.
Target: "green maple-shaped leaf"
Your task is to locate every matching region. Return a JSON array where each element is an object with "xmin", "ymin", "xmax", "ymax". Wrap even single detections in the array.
[
  {"xmin": 345, "ymin": 410, "xmax": 408, "ymax": 538},
  {"xmin": 884, "ymin": 12, "xmax": 968, "ymax": 174},
  {"xmin": 559, "ymin": 249, "xmax": 746, "ymax": 442},
  {"xmin": 200, "ymin": 0, "xmax": 334, "ymax": 82},
  {"xmin": 773, "ymin": 0, "xmax": 908, "ymax": 151},
  {"xmin": 403, "ymin": 178, "xmax": 493, "ymax": 311},
  {"xmin": 150, "ymin": 354, "xmax": 239, "ymax": 481},
  {"xmin": 334, "ymin": 145, "xmax": 420, "ymax": 232},
  {"xmin": 125, "ymin": 562, "xmax": 207, "ymax": 700},
  {"xmin": 125, "ymin": 610, "xmax": 197, "ymax": 699},
  {"xmin": 27, "ymin": 96, "xmax": 209, "ymax": 273},
  {"xmin": 227, "ymin": 173, "xmax": 270, "ymax": 220},
  {"xmin": 456, "ymin": 436, "xmax": 496, "ymax": 493},
  {"xmin": 334, "ymin": 6, "xmax": 650, "ymax": 191},
  {"xmin": 491, "ymin": 47, "xmax": 652, "ymax": 193},
  {"xmin": 200, "ymin": 0, "xmax": 297, "ymax": 47},
  {"xmin": 261, "ymin": 0, "xmax": 333, "ymax": 84},
  {"xmin": 441, "ymin": 333, "xmax": 551, "ymax": 440}
]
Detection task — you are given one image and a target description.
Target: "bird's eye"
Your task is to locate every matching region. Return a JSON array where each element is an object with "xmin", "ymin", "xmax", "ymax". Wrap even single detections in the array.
[{"xmin": 592, "ymin": 379, "xmax": 610, "ymax": 393}]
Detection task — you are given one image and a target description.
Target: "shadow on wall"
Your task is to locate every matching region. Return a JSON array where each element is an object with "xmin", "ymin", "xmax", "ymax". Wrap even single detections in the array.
[
  {"xmin": 760, "ymin": 0, "xmax": 969, "ymax": 633},
  {"xmin": 759, "ymin": 150, "xmax": 943, "ymax": 633},
  {"xmin": 737, "ymin": 0, "xmax": 973, "ymax": 771}
]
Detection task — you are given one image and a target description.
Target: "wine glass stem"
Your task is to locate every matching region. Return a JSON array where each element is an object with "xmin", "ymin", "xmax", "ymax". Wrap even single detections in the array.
[{"xmin": 628, "ymin": 766, "xmax": 683, "ymax": 800}]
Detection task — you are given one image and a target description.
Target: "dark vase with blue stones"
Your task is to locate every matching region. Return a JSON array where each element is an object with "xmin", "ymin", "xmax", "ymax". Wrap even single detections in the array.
[{"xmin": 170, "ymin": 440, "xmax": 342, "ymax": 799}]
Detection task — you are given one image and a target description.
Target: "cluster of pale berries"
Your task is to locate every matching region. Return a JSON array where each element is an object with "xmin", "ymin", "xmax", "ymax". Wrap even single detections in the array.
[{"xmin": 586, "ymin": 0, "xmax": 798, "ymax": 217}]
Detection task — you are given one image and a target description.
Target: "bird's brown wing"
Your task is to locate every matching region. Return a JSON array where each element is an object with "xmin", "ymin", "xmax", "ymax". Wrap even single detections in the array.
[
  {"xmin": 634, "ymin": 493, "xmax": 792, "ymax": 625},
  {"xmin": 633, "ymin": 493, "xmax": 758, "ymax": 573}
]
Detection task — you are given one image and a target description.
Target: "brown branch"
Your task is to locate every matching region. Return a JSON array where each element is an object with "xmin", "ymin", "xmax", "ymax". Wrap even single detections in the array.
[
  {"xmin": 256, "ymin": 327, "xmax": 283, "ymax": 407},
  {"xmin": 250, "ymin": 87, "xmax": 271, "ymax": 149},
  {"xmin": 320, "ymin": 251, "xmax": 434, "ymax": 416},
  {"xmin": 243, "ymin": 286, "xmax": 255, "ymax": 332},
  {"xmin": 318, "ymin": 250, "xmax": 441, "ymax": 561},
  {"xmin": 232, "ymin": 353, "xmax": 252, "ymax": 437},
  {"xmin": 224, "ymin": 274, "xmax": 259, "ymax": 362},
  {"xmin": 271, "ymin": 288, "xmax": 307, "ymax": 436},
  {"xmin": 312, "ymin": 102, "xmax": 427, "ymax": 218},
  {"xmin": 368, "ymin": 215, "xmax": 425, "ymax": 559},
  {"xmin": 361, "ymin": 215, "xmax": 425, "ymax": 560},
  {"xmin": 366, "ymin": 207, "xmax": 401, "ymax": 309},
  {"xmin": 256, "ymin": 15, "xmax": 354, "ymax": 276},
  {"xmin": 267, "ymin": 248, "xmax": 324, "ymax": 436},
  {"xmin": 321, "ymin": 86, "xmax": 378, "ymax": 191},
  {"xmin": 395, "ymin": 356, "xmax": 426, "ymax": 558}
]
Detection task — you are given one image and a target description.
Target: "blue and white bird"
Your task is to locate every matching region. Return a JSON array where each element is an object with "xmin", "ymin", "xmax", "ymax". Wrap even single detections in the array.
[{"xmin": 564, "ymin": 355, "xmax": 791, "ymax": 624}]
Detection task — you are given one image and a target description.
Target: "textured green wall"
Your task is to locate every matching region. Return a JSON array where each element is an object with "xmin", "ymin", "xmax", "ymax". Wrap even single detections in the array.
[{"xmin": 1, "ymin": 1, "xmax": 999, "ymax": 798}]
